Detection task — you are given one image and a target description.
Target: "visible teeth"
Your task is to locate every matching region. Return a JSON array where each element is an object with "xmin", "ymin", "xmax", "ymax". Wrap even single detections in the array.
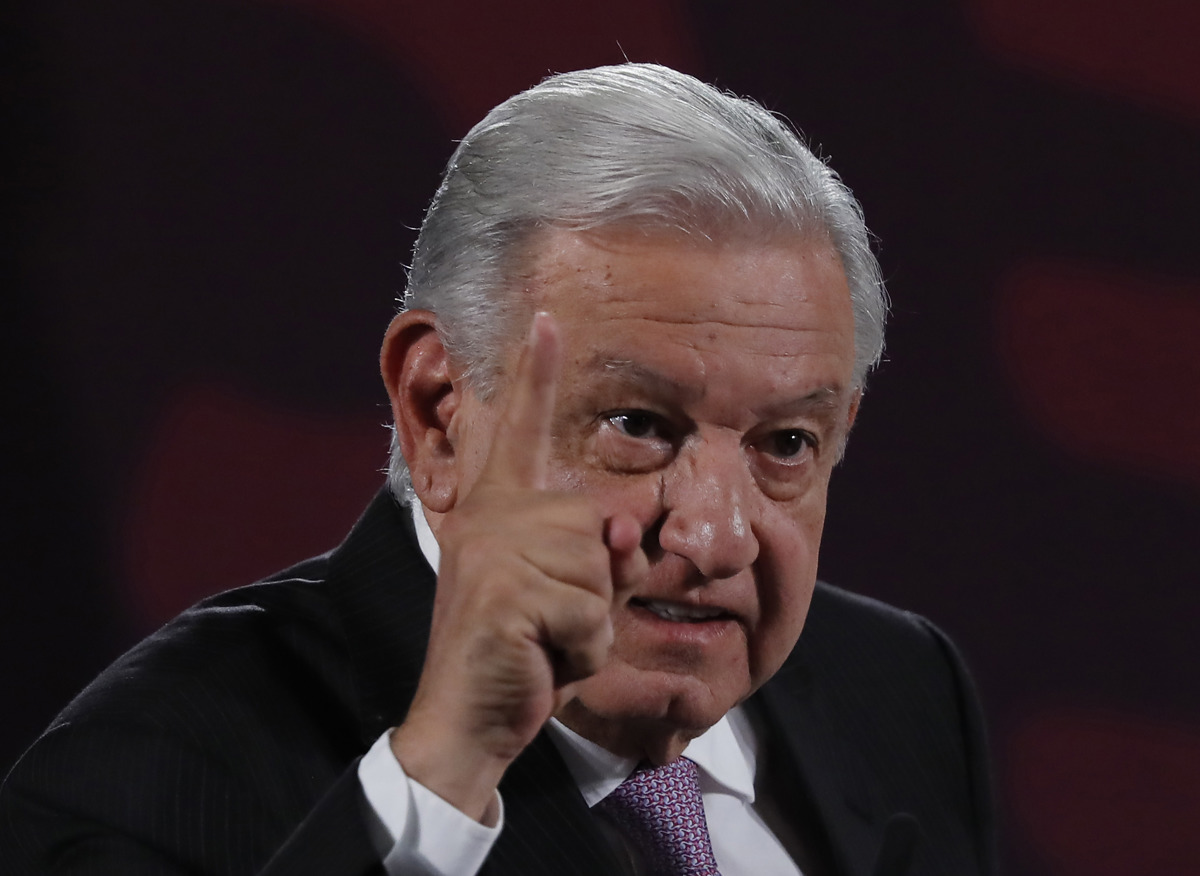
[{"xmin": 640, "ymin": 600, "xmax": 726, "ymax": 622}]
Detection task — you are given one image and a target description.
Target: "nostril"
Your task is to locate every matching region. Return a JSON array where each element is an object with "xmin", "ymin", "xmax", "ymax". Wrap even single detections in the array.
[{"xmin": 641, "ymin": 515, "xmax": 666, "ymax": 559}]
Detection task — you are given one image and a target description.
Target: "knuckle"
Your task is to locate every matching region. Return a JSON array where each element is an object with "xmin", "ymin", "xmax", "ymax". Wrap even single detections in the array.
[
  {"xmin": 577, "ymin": 593, "xmax": 612, "ymax": 631},
  {"xmin": 556, "ymin": 592, "xmax": 611, "ymax": 643},
  {"xmin": 576, "ymin": 628, "xmax": 613, "ymax": 677}
]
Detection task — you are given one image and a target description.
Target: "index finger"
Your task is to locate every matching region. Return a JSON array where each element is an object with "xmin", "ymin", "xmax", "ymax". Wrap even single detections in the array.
[{"xmin": 481, "ymin": 312, "xmax": 562, "ymax": 490}]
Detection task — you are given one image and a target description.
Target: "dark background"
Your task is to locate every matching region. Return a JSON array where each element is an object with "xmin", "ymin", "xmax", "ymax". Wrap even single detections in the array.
[{"xmin": 5, "ymin": 0, "xmax": 1199, "ymax": 873}]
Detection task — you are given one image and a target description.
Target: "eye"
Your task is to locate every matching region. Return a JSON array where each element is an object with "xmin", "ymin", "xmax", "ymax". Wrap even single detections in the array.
[
  {"xmin": 763, "ymin": 429, "xmax": 815, "ymax": 460},
  {"xmin": 607, "ymin": 410, "xmax": 663, "ymax": 439},
  {"xmin": 597, "ymin": 409, "xmax": 676, "ymax": 473}
]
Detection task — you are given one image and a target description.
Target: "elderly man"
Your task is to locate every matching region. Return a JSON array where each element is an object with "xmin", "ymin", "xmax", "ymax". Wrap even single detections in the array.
[{"xmin": 0, "ymin": 65, "xmax": 995, "ymax": 876}]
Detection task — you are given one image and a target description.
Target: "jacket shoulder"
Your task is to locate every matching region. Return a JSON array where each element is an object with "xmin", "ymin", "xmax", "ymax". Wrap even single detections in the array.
[{"xmin": 777, "ymin": 581, "xmax": 997, "ymax": 875}]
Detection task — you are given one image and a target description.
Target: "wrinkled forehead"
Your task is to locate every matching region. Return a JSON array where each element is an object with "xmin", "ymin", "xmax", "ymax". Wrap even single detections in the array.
[
  {"xmin": 504, "ymin": 226, "xmax": 855, "ymax": 395},
  {"xmin": 509, "ymin": 221, "xmax": 843, "ymax": 314}
]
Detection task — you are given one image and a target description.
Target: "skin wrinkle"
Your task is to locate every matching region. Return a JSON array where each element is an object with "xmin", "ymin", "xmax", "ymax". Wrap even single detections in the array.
[
  {"xmin": 597, "ymin": 357, "xmax": 845, "ymax": 419},
  {"xmin": 578, "ymin": 307, "xmax": 840, "ymax": 335}
]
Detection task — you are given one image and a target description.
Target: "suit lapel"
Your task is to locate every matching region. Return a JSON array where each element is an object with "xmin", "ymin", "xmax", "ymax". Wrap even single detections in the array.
[
  {"xmin": 486, "ymin": 732, "xmax": 629, "ymax": 876},
  {"xmin": 757, "ymin": 653, "xmax": 888, "ymax": 876},
  {"xmin": 324, "ymin": 490, "xmax": 437, "ymax": 745}
]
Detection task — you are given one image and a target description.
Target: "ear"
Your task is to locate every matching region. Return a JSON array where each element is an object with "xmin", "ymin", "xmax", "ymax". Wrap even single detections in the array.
[{"xmin": 380, "ymin": 310, "xmax": 463, "ymax": 512}]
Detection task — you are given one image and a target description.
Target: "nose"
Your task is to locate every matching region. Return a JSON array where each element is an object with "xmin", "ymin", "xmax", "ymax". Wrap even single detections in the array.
[{"xmin": 655, "ymin": 435, "xmax": 759, "ymax": 579}]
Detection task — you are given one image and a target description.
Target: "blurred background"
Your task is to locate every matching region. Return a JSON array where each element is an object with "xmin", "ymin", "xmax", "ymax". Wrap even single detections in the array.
[{"xmin": 4, "ymin": 0, "xmax": 1199, "ymax": 872}]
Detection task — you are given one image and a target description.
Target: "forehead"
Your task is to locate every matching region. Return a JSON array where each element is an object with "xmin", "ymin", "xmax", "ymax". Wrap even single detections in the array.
[
  {"xmin": 515, "ymin": 227, "xmax": 856, "ymax": 393},
  {"xmin": 523, "ymin": 224, "xmax": 849, "ymax": 306}
]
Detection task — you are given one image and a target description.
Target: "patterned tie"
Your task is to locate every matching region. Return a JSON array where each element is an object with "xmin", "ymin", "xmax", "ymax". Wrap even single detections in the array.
[{"xmin": 595, "ymin": 757, "xmax": 723, "ymax": 876}]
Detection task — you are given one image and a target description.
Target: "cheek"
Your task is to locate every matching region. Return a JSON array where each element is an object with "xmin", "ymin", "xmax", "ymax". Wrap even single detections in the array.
[
  {"xmin": 750, "ymin": 578, "xmax": 815, "ymax": 689},
  {"xmin": 546, "ymin": 459, "xmax": 666, "ymax": 528},
  {"xmin": 449, "ymin": 402, "xmax": 504, "ymax": 495},
  {"xmin": 749, "ymin": 511, "xmax": 823, "ymax": 678}
]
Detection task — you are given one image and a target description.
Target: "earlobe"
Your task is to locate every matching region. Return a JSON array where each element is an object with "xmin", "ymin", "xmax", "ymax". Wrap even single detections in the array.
[{"xmin": 380, "ymin": 310, "xmax": 463, "ymax": 512}]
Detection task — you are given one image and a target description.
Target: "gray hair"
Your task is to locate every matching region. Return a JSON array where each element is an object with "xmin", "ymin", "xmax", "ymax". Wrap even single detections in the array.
[{"xmin": 388, "ymin": 62, "xmax": 887, "ymax": 496}]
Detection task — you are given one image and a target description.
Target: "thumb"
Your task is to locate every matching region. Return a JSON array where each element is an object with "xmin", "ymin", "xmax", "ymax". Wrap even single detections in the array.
[{"xmin": 605, "ymin": 513, "xmax": 648, "ymax": 600}]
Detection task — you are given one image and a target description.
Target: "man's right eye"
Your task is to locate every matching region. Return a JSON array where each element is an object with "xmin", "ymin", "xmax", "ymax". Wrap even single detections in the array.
[
  {"xmin": 597, "ymin": 410, "xmax": 676, "ymax": 473},
  {"xmin": 607, "ymin": 410, "xmax": 661, "ymax": 439}
]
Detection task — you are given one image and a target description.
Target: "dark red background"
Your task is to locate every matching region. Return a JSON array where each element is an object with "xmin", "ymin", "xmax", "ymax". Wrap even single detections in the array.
[{"xmin": 5, "ymin": 1, "xmax": 1199, "ymax": 873}]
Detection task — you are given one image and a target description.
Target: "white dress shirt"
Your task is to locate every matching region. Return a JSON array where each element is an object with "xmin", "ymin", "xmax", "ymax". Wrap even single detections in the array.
[
  {"xmin": 548, "ymin": 714, "xmax": 802, "ymax": 875},
  {"xmin": 357, "ymin": 503, "xmax": 802, "ymax": 875}
]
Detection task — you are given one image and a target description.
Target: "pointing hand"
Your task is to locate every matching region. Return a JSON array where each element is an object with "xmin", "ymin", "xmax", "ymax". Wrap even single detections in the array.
[{"xmin": 391, "ymin": 313, "xmax": 647, "ymax": 822}]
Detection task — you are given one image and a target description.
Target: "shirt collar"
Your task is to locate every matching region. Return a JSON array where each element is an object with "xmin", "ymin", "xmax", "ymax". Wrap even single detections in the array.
[
  {"xmin": 547, "ymin": 710, "xmax": 758, "ymax": 808},
  {"xmin": 412, "ymin": 500, "xmax": 441, "ymax": 571},
  {"xmin": 412, "ymin": 502, "xmax": 758, "ymax": 807}
]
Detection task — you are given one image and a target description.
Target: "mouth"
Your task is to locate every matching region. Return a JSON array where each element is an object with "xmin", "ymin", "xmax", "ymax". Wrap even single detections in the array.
[{"xmin": 629, "ymin": 598, "xmax": 735, "ymax": 624}]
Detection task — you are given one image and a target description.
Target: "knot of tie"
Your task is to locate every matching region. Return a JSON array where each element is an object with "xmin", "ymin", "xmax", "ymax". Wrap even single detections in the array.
[{"xmin": 595, "ymin": 756, "xmax": 722, "ymax": 876}]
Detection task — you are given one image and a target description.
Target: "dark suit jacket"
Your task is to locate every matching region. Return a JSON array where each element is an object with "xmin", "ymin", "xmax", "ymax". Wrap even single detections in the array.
[{"xmin": 0, "ymin": 489, "xmax": 996, "ymax": 876}]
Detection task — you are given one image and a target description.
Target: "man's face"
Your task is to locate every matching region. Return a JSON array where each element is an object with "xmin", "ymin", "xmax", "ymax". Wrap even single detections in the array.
[{"xmin": 451, "ymin": 226, "xmax": 858, "ymax": 755}]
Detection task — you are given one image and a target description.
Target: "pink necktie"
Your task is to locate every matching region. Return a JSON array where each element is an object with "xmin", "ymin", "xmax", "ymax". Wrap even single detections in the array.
[{"xmin": 596, "ymin": 757, "xmax": 722, "ymax": 876}]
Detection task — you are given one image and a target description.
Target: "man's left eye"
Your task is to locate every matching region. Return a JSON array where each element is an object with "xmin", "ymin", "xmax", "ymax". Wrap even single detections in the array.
[{"xmin": 765, "ymin": 430, "xmax": 814, "ymax": 459}]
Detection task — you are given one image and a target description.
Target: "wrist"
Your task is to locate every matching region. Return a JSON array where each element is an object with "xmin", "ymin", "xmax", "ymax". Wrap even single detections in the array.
[{"xmin": 389, "ymin": 721, "xmax": 510, "ymax": 824}]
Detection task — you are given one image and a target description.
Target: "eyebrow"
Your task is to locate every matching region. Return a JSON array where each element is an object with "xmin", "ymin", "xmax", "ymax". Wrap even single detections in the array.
[
  {"xmin": 769, "ymin": 386, "xmax": 844, "ymax": 420},
  {"xmin": 592, "ymin": 356, "xmax": 703, "ymax": 402},
  {"xmin": 588, "ymin": 355, "xmax": 848, "ymax": 417}
]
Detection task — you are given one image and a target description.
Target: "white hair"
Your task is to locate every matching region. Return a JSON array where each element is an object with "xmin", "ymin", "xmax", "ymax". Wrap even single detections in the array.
[{"xmin": 388, "ymin": 63, "xmax": 888, "ymax": 496}]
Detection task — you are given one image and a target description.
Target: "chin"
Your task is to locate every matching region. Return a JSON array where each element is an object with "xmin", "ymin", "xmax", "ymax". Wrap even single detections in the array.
[{"xmin": 560, "ymin": 657, "xmax": 752, "ymax": 759}]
